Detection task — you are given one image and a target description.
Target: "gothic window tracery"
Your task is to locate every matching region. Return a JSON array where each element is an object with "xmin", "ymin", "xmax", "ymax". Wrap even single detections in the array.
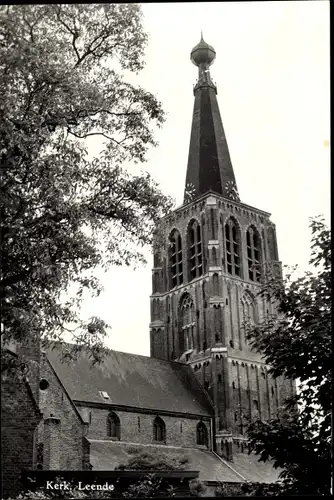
[
  {"xmin": 246, "ymin": 226, "xmax": 262, "ymax": 282},
  {"xmin": 224, "ymin": 218, "xmax": 241, "ymax": 277},
  {"xmin": 107, "ymin": 412, "xmax": 120, "ymax": 440},
  {"xmin": 153, "ymin": 416, "xmax": 166, "ymax": 442},
  {"xmin": 169, "ymin": 229, "xmax": 183, "ymax": 289},
  {"xmin": 179, "ymin": 294, "xmax": 195, "ymax": 352},
  {"xmin": 196, "ymin": 422, "xmax": 208, "ymax": 447},
  {"xmin": 188, "ymin": 220, "xmax": 203, "ymax": 281}
]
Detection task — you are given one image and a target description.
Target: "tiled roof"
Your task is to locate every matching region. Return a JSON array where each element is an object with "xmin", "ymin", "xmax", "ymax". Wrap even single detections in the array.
[
  {"xmin": 88, "ymin": 440, "xmax": 243, "ymax": 483},
  {"xmin": 232, "ymin": 452, "xmax": 281, "ymax": 484},
  {"xmin": 46, "ymin": 345, "xmax": 213, "ymax": 416}
]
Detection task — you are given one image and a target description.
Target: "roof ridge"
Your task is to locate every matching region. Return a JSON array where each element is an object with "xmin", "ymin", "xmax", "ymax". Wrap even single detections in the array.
[{"xmin": 47, "ymin": 340, "xmax": 188, "ymax": 367}]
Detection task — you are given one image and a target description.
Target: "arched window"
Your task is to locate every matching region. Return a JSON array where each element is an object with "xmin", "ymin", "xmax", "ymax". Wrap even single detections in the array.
[
  {"xmin": 246, "ymin": 226, "xmax": 262, "ymax": 282},
  {"xmin": 188, "ymin": 220, "xmax": 203, "ymax": 281},
  {"xmin": 179, "ymin": 294, "xmax": 195, "ymax": 352},
  {"xmin": 153, "ymin": 416, "xmax": 166, "ymax": 442},
  {"xmin": 196, "ymin": 421, "xmax": 208, "ymax": 447},
  {"xmin": 224, "ymin": 218, "xmax": 241, "ymax": 277},
  {"xmin": 169, "ymin": 230, "xmax": 183, "ymax": 289},
  {"xmin": 107, "ymin": 412, "xmax": 120, "ymax": 440}
]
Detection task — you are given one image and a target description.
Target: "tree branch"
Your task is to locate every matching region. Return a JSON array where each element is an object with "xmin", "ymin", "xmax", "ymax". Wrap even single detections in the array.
[
  {"xmin": 52, "ymin": 5, "xmax": 81, "ymax": 62},
  {"xmin": 67, "ymin": 129, "xmax": 125, "ymax": 145}
]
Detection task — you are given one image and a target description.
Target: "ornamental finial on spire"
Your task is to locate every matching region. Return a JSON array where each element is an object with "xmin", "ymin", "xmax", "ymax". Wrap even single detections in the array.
[
  {"xmin": 190, "ymin": 35, "xmax": 216, "ymax": 67},
  {"xmin": 191, "ymin": 35, "xmax": 216, "ymax": 93}
]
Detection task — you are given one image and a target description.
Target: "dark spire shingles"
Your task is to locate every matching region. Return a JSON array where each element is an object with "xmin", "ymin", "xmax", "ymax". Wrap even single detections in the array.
[{"xmin": 184, "ymin": 37, "xmax": 240, "ymax": 204}]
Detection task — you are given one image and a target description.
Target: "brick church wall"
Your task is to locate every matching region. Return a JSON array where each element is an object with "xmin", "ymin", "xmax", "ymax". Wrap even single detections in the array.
[
  {"xmin": 37, "ymin": 355, "xmax": 87, "ymax": 470},
  {"xmin": 78, "ymin": 406, "xmax": 211, "ymax": 449},
  {"xmin": 1, "ymin": 374, "xmax": 42, "ymax": 498}
]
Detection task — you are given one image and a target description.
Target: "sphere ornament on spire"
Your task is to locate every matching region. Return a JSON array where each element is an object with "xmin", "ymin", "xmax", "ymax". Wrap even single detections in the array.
[{"xmin": 191, "ymin": 34, "xmax": 216, "ymax": 67}]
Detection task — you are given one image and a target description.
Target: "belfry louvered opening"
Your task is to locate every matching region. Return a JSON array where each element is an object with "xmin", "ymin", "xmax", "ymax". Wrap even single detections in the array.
[
  {"xmin": 246, "ymin": 226, "xmax": 262, "ymax": 282},
  {"xmin": 179, "ymin": 293, "xmax": 195, "ymax": 352},
  {"xmin": 169, "ymin": 229, "xmax": 183, "ymax": 289},
  {"xmin": 188, "ymin": 220, "xmax": 203, "ymax": 281},
  {"xmin": 224, "ymin": 218, "xmax": 241, "ymax": 277}
]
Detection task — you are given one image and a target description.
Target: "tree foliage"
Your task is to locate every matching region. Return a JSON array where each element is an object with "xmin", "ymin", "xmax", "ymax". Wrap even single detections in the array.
[
  {"xmin": 115, "ymin": 449, "xmax": 205, "ymax": 497},
  {"xmin": 245, "ymin": 216, "xmax": 331, "ymax": 496},
  {"xmin": 121, "ymin": 475, "xmax": 177, "ymax": 498},
  {"xmin": 0, "ymin": 4, "xmax": 173, "ymax": 362},
  {"xmin": 115, "ymin": 448, "xmax": 190, "ymax": 472}
]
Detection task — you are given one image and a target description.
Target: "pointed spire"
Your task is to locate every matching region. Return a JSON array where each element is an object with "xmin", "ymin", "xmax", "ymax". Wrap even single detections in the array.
[{"xmin": 184, "ymin": 36, "xmax": 240, "ymax": 204}]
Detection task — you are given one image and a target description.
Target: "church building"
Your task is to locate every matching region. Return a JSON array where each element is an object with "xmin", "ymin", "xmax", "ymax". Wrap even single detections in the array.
[
  {"xmin": 1, "ymin": 36, "xmax": 296, "ymax": 497},
  {"xmin": 149, "ymin": 34, "xmax": 295, "ymax": 457}
]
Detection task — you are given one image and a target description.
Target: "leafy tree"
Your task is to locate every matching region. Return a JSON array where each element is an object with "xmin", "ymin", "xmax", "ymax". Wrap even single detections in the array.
[
  {"xmin": 245, "ymin": 216, "xmax": 331, "ymax": 496},
  {"xmin": 122, "ymin": 476, "xmax": 177, "ymax": 498},
  {"xmin": 115, "ymin": 449, "xmax": 206, "ymax": 497},
  {"xmin": 0, "ymin": 4, "xmax": 173, "ymax": 366}
]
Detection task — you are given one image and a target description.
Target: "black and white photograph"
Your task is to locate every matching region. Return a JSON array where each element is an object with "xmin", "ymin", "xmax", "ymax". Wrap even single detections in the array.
[{"xmin": 1, "ymin": 2, "xmax": 331, "ymax": 498}]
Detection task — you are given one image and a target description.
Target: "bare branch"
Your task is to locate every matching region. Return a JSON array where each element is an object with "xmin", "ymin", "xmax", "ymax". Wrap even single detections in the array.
[{"xmin": 67, "ymin": 128, "xmax": 124, "ymax": 145}]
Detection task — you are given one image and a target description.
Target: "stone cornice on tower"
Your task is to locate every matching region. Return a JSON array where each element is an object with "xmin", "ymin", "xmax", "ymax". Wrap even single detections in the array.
[
  {"xmin": 184, "ymin": 36, "xmax": 239, "ymax": 205},
  {"xmin": 159, "ymin": 191, "xmax": 271, "ymax": 226}
]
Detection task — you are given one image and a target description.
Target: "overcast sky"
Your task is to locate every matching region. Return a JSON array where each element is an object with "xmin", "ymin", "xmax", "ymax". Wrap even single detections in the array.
[{"xmin": 79, "ymin": 1, "xmax": 330, "ymax": 356}]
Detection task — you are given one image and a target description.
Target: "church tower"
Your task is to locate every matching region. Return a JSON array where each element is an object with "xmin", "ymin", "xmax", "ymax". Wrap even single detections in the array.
[{"xmin": 150, "ymin": 36, "xmax": 295, "ymax": 459}]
